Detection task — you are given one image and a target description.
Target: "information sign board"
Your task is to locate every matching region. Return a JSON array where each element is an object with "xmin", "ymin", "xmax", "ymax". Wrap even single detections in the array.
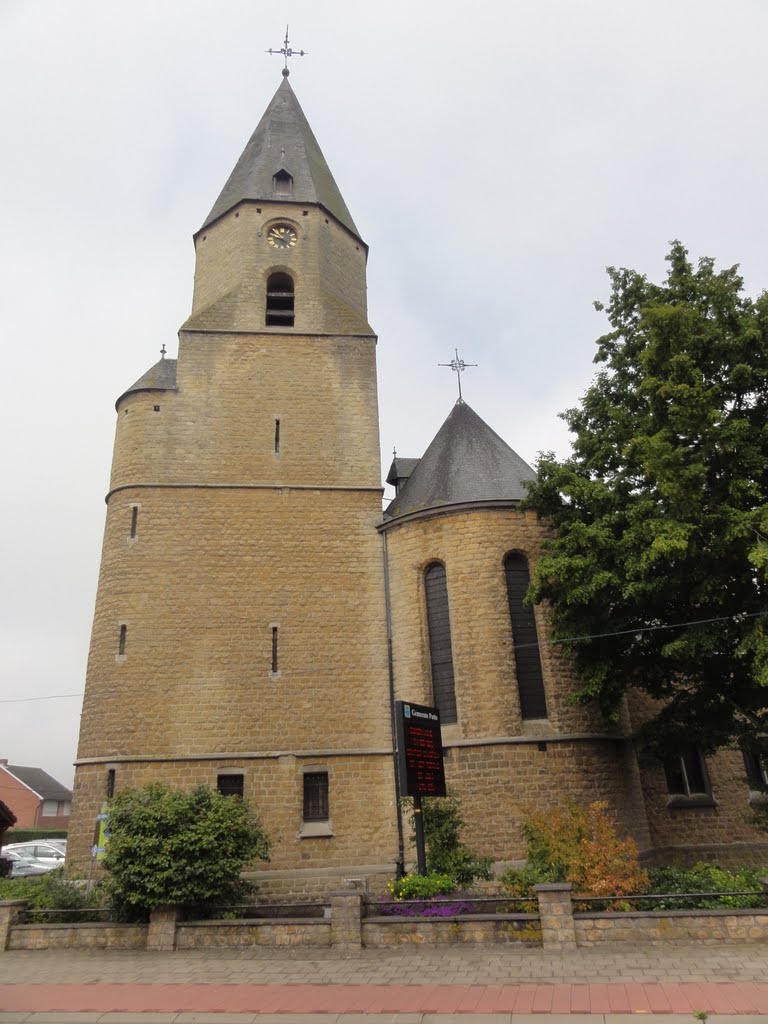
[{"xmin": 395, "ymin": 700, "xmax": 447, "ymax": 798}]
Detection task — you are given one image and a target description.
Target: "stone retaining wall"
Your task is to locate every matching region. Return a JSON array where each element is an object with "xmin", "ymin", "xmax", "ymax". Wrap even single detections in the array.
[
  {"xmin": 363, "ymin": 914, "xmax": 541, "ymax": 946},
  {"xmin": 8, "ymin": 922, "xmax": 146, "ymax": 950},
  {"xmin": 575, "ymin": 909, "xmax": 768, "ymax": 945},
  {"xmin": 176, "ymin": 918, "xmax": 331, "ymax": 948}
]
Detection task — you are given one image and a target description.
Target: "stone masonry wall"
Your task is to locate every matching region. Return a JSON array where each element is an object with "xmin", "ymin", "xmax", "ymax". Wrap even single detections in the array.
[{"xmin": 384, "ymin": 507, "xmax": 652, "ymax": 861}]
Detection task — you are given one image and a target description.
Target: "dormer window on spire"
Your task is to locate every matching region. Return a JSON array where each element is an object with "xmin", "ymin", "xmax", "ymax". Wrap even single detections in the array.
[{"xmin": 273, "ymin": 169, "xmax": 294, "ymax": 194}]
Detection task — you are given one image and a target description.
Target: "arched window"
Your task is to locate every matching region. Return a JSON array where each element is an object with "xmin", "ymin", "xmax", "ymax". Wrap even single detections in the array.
[
  {"xmin": 424, "ymin": 562, "xmax": 457, "ymax": 723},
  {"xmin": 266, "ymin": 272, "xmax": 295, "ymax": 327},
  {"xmin": 504, "ymin": 553, "xmax": 548, "ymax": 719}
]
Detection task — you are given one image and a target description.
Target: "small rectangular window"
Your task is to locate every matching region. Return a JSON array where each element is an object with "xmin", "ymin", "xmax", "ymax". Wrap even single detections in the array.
[
  {"xmin": 303, "ymin": 772, "xmax": 329, "ymax": 821},
  {"xmin": 217, "ymin": 774, "xmax": 244, "ymax": 798},
  {"xmin": 274, "ymin": 418, "xmax": 281, "ymax": 454},
  {"xmin": 106, "ymin": 769, "xmax": 116, "ymax": 798},
  {"xmin": 130, "ymin": 506, "xmax": 139, "ymax": 538},
  {"xmin": 42, "ymin": 799, "xmax": 58, "ymax": 816},
  {"xmin": 118, "ymin": 624, "xmax": 127, "ymax": 656},
  {"xmin": 271, "ymin": 626, "xmax": 279, "ymax": 673},
  {"xmin": 664, "ymin": 750, "xmax": 710, "ymax": 797}
]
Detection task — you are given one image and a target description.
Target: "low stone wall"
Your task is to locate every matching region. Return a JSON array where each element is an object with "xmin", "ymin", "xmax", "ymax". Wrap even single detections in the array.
[
  {"xmin": 364, "ymin": 914, "xmax": 541, "ymax": 946},
  {"xmin": 9, "ymin": 922, "xmax": 147, "ymax": 950},
  {"xmin": 176, "ymin": 918, "xmax": 331, "ymax": 948},
  {"xmin": 575, "ymin": 909, "xmax": 768, "ymax": 945}
]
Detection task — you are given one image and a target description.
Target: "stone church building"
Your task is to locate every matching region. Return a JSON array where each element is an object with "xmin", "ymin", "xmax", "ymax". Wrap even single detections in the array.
[{"xmin": 68, "ymin": 74, "xmax": 768, "ymax": 886}]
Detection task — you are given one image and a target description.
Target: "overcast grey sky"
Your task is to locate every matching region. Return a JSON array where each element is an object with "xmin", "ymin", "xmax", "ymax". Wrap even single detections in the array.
[{"xmin": 1, "ymin": 0, "xmax": 767, "ymax": 791}]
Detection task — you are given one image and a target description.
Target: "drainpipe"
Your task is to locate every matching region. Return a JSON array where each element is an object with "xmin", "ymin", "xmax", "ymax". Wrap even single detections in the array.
[{"xmin": 382, "ymin": 528, "xmax": 405, "ymax": 877}]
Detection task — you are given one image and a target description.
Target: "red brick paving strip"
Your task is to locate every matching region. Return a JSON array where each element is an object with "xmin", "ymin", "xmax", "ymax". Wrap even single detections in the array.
[{"xmin": 2, "ymin": 981, "xmax": 768, "ymax": 1014}]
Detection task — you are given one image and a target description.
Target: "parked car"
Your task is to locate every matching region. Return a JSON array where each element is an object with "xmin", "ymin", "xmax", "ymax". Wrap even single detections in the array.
[
  {"xmin": 3, "ymin": 849, "xmax": 50, "ymax": 877},
  {"xmin": 4, "ymin": 841, "xmax": 66, "ymax": 868},
  {"xmin": 40, "ymin": 838, "xmax": 67, "ymax": 854}
]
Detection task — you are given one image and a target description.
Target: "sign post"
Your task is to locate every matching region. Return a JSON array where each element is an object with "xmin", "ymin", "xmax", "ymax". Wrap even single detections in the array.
[{"xmin": 394, "ymin": 700, "xmax": 446, "ymax": 875}]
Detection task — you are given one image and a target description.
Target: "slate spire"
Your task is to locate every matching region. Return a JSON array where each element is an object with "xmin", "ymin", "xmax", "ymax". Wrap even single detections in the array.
[
  {"xmin": 385, "ymin": 401, "xmax": 536, "ymax": 521},
  {"xmin": 200, "ymin": 76, "xmax": 360, "ymax": 238}
]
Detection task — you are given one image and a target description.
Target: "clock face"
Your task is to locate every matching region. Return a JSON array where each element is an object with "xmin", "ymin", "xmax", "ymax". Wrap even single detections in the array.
[{"xmin": 267, "ymin": 224, "xmax": 298, "ymax": 249}]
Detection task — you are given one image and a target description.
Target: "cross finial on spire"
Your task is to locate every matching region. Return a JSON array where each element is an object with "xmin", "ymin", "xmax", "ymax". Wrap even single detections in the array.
[
  {"xmin": 160, "ymin": 344, "xmax": 167, "ymax": 360},
  {"xmin": 267, "ymin": 25, "xmax": 307, "ymax": 77},
  {"xmin": 439, "ymin": 348, "xmax": 477, "ymax": 401}
]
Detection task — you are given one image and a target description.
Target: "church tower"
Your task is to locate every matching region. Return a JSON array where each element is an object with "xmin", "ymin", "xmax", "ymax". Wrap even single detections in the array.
[{"xmin": 69, "ymin": 74, "xmax": 398, "ymax": 882}]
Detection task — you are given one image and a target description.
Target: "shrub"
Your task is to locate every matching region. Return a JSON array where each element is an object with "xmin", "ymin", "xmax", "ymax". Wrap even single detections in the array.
[
  {"xmin": 501, "ymin": 801, "xmax": 649, "ymax": 899},
  {"xmin": 405, "ymin": 792, "xmax": 493, "ymax": 887},
  {"xmin": 102, "ymin": 783, "xmax": 270, "ymax": 918},
  {"xmin": 0, "ymin": 869, "xmax": 104, "ymax": 922},
  {"xmin": 647, "ymin": 863, "xmax": 765, "ymax": 909},
  {"xmin": 387, "ymin": 872, "xmax": 455, "ymax": 900}
]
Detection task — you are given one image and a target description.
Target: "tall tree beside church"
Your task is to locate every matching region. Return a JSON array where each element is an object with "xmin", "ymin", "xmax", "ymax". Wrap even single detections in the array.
[{"xmin": 525, "ymin": 242, "xmax": 768, "ymax": 759}]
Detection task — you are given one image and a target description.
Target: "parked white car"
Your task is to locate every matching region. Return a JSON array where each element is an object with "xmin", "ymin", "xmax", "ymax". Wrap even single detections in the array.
[
  {"xmin": 2, "ymin": 849, "xmax": 50, "ymax": 877},
  {"xmin": 4, "ymin": 841, "xmax": 66, "ymax": 868}
]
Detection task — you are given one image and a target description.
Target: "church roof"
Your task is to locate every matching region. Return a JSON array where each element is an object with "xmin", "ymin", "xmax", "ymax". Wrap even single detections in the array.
[
  {"xmin": 200, "ymin": 76, "xmax": 360, "ymax": 239},
  {"xmin": 384, "ymin": 400, "xmax": 536, "ymax": 521},
  {"xmin": 386, "ymin": 457, "xmax": 420, "ymax": 487},
  {"xmin": 116, "ymin": 358, "xmax": 178, "ymax": 408}
]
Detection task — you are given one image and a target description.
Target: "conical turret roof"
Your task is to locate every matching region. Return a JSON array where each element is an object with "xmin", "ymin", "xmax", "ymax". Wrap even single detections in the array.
[
  {"xmin": 384, "ymin": 400, "xmax": 536, "ymax": 521},
  {"xmin": 200, "ymin": 76, "xmax": 360, "ymax": 238}
]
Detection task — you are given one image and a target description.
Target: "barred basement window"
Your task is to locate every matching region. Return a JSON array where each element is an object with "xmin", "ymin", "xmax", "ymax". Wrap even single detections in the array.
[
  {"xmin": 106, "ymin": 769, "xmax": 116, "ymax": 798},
  {"xmin": 424, "ymin": 562, "xmax": 457, "ymax": 724},
  {"xmin": 664, "ymin": 750, "xmax": 710, "ymax": 797},
  {"xmin": 504, "ymin": 553, "xmax": 548, "ymax": 719},
  {"xmin": 303, "ymin": 772, "xmax": 329, "ymax": 821},
  {"xmin": 217, "ymin": 774, "xmax": 244, "ymax": 798},
  {"xmin": 118, "ymin": 624, "xmax": 127, "ymax": 656},
  {"xmin": 266, "ymin": 272, "xmax": 294, "ymax": 326}
]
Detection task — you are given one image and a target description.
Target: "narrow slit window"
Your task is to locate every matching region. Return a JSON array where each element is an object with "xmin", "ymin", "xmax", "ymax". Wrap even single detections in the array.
[
  {"xmin": 271, "ymin": 626, "xmax": 279, "ymax": 673},
  {"xmin": 424, "ymin": 562, "xmax": 457, "ymax": 724},
  {"xmin": 266, "ymin": 272, "xmax": 294, "ymax": 327},
  {"xmin": 118, "ymin": 624, "xmax": 127, "ymax": 656},
  {"xmin": 303, "ymin": 772, "xmax": 329, "ymax": 821},
  {"xmin": 217, "ymin": 774, "xmax": 244, "ymax": 798},
  {"xmin": 106, "ymin": 769, "xmax": 116, "ymax": 798},
  {"xmin": 505, "ymin": 553, "xmax": 548, "ymax": 719},
  {"xmin": 274, "ymin": 418, "xmax": 281, "ymax": 454},
  {"xmin": 130, "ymin": 506, "xmax": 138, "ymax": 538}
]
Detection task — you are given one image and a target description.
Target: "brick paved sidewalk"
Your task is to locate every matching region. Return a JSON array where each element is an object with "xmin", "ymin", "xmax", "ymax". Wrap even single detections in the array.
[{"xmin": 1, "ymin": 943, "xmax": 767, "ymax": 1019}]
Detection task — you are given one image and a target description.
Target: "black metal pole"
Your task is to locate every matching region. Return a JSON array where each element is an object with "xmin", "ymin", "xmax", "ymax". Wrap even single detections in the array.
[{"xmin": 413, "ymin": 794, "xmax": 427, "ymax": 875}]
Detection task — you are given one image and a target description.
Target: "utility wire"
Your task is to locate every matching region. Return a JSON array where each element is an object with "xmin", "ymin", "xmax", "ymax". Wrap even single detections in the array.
[{"xmin": 2, "ymin": 611, "xmax": 767, "ymax": 704}]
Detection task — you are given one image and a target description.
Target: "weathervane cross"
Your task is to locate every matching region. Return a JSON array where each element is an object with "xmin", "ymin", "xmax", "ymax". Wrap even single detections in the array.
[
  {"xmin": 439, "ymin": 348, "xmax": 477, "ymax": 401},
  {"xmin": 267, "ymin": 25, "xmax": 307, "ymax": 77}
]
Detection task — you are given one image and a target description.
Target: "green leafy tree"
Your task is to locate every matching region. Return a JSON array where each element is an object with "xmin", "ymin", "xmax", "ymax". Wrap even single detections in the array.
[
  {"xmin": 102, "ymin": 784, "xmax": 270, "ymax": 917},
  {"xmin": 524, "ymin": 242, "xmax": 768, "ymax": 759}
]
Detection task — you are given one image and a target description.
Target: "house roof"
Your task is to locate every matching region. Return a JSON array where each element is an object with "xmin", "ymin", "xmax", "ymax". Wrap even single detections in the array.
[
  {"xmin": 116, "ymin": 357, "xmax": 178, "ymax": 409},
  {"xmin": 200, "ymin": 76, "xmax": 360, "ymax": 239},
  {"xmin": 4, "ymin": 765, "xmax": 72, "ymax": 802},
  {"xmin": 384, "ymin": 400, "xmax": 536, "ymax": 521}
]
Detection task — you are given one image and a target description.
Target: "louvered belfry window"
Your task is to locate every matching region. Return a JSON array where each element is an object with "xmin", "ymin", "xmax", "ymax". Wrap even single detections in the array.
[
  {"xmin": 266, "ymin": 272, "xmax": 295, "ymax": 326},
  {"xmin": 505, "ymin": 553, "xmax": 548, "ymax": 719},
  {"xmin": 424, "ymin": 562, "xmax": 458, "ymax": 723}
]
